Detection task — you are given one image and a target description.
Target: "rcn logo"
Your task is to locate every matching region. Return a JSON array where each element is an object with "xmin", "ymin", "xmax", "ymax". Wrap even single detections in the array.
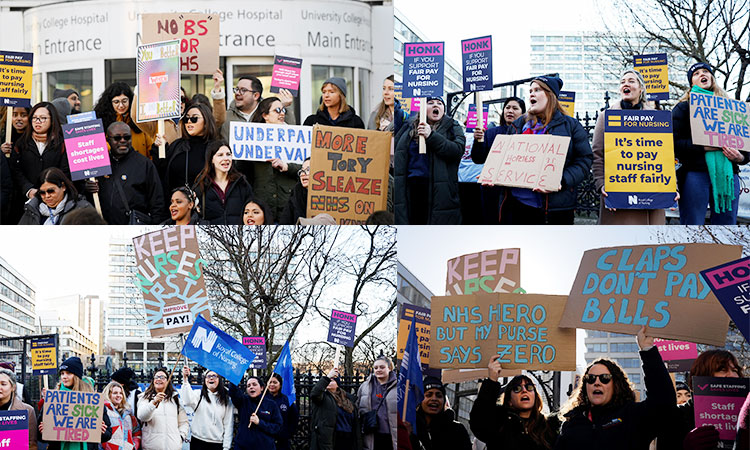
[
  {"xmin": 628, "ymin": 195, "xmax": 638, "ymax": 205},
  {"xmin": 191, "ymin": 327, "xmax": 218, "ymax": 352},
  {"xmin": 412, "ymin": 87, "xmax": 421, "ymax": 97}
]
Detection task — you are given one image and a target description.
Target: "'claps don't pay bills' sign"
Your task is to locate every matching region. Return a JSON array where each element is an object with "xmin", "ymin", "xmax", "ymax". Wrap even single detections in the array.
[{"xmin": 133, "ymin": 226, "xmax": 211, "ymax": 337}]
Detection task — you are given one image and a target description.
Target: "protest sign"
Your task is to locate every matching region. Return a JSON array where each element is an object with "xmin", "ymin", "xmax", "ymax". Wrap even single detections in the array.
[
  {"xmin": 559, "ymin": 91, "xmax": 575, "ymax": 117},
  {"xmin": 394, "ymin": 82, "xmax": 411, "ymax": 112},
  {"xmin": 229, "ymin": 122, "xmax": 311, "ymax": 164},
  {"xmin": 42, "ymin": 389, "xmax": 103, "ymax": 443},
  {"xmin": 693, "ymin": 376, "xmax": 750, "ymax": 446},
  {"xmin": 634, "ymin": 53, "xmax": 669, "ymax": 101},
  {"xmin": 67, "ymin": 111, "xmax": 96, "ymax": 124},
  {"xmin": 700, "ymin": 256, "xmax": 750, "ymax": 343},
  {"xmin": 243, "ymin": 336, "xmax": 267, "ymax": 369},
  {"xmin": 689, "ymin": 92, "xmax": 749, "ymax": 150},
  {"xmin": 478, "ymin": 134, "xmax": 571, "ymax": 191},
  {"xmin": 0, "ymin": 51, "xmax": 33, "ymax": 108},
  {"xmin": 270, "ymin": 55, "xmax": 303, "ymax": 97},
  {"xmin": 307, "ymin": 125, "xmax": 390, "ymax": 224},
  {"xmin": 62, "ymin": 119, "xmax": 112, "ymax": 181},
  {"xmin": 402, "ymin": 42, "xmax": 444, "ymax": 98},
  {"xmin": 182, "ymin": 316, "xmax": 255, "ymax": 385},
  {"xmin": 461, "ymin": 36, "xmax": 492, "ymax": 92},
  {"xmin": 327, "ymin": 310, "xmax": 357, "ymax": 347},
  {"xmin": 442, "ymin": 367, "xmax": 523, "ymax": 384},
  {"xmin": 430, "ymin": 293, "xmax": 576, "ymax": 370},
  {"xmin": 397, "ymin": 303, "xmax": 430, "ymax": 368},
  {"xmin": 446, "ymin": 248, "xmax": 521, "ymax": 296},
  {"xmin": 560, "ymin": 244, "xmax": 742, "ymax": 346},
  {"xmin": 133, "ymin": 226, "xmax": 211, "ymax": 337},
  {"xmin": 465, "ymin": 104, "xmax": 489, "ymax": 133},
  {"xmin": 0, "ymin": 410, "xmax": 28, "ymax": 450},
  {"xmin": 136, "ymin": 40, "xmax": 181, "ymax": 123},
  {"xmin": 603, "ymin": 110, "xmax": 677, "ymax": 209},
  {"xmin": 30, "ymin": 336, "xmax": 57, "ymax": 376},
  {"xmin": 654, "ymin": 338, "xmax": 697, "ymax": 372},
  {"xmin": 142, "ymin": 13, "xmax": 219, "ymax": 75}
]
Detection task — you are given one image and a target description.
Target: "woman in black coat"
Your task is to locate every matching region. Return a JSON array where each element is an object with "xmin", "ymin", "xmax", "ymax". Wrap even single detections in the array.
[
  {"xmin": 303, "ymin": 77, "xmax": 365, "ymax": 129},
  {"xmin": 193, "ymin": 140, "xmax": 253, "ymax": 225},
  {"xmin": 18, "ymin": 167, "xmax": 93, "ymax": 225},
  {"xmin": 412, "ymin": 376, "xmax": 471, "ymax": 450},
  {"xmin": 279, "ymin": 157, "xmax": 309, "ymax": 224},
  {"xmin": 310, "ymin": 368, "xmax": 361, "ymax": 450}
]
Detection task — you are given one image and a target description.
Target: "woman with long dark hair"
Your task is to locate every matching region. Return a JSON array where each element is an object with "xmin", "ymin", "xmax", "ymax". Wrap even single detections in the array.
[
  {"xmin": 93, "ymin": 82, "xmax": 154, "ymax": 158},
  {"xmin": 193, "ymin": 140, "xmax": 253, "ymax": 224},
  {"xmin": 137, "ymin": 368, "xmax": 188, "ymax": 450},
  {"xmin": 243, "ymin": 197, "xmax": 273, "ymax": 225},
  {"xmin": 161, "ymin": 186, "xmax": 203, "ymax": 225},
  {"xmin": 180, "ymin": 366, "xmax": 233, "ymax": 450},
  {"xmin": 18, "ymin": 167, "xmax": 93, "ymax": 225},
  {"xmin": 267, "ymin": 373, "xmax": 299, "ymax": 450},
  {"xmin": 1, "ymin": 106, "xmax": 30, "ymax": 156},
  {"xmin": 228, "ymin": 376, "xmax": 283, "ymax": 450},
  {"xmin": 311, "ymin": 367, "xmax": 361, "ymax": 450}
]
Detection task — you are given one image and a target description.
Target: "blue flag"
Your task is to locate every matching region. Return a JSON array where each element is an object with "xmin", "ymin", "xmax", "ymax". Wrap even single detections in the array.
[
  {"xmin": 273, "ymin": 341, "xmax": 296, "ymax": 405},
  {"xmin": 181, "ymin": 316, "xmax": 256, "ymax": 385},
  {"xmin": 397, "ymin": 316, "xmax": 423, "ymax": 434}
]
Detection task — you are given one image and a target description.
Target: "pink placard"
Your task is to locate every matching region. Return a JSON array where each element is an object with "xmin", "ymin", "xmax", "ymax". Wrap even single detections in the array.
[
  {"xmin": 270, "ymin": 55, "xmax": 302, "ymax": 97},
  {"xmin": 62, "ymin": 119, "xmax": 112, "ymax": 181},
  {"xmin": 654, "ymin": 338, "xmax": 698, "ymax": 361}
]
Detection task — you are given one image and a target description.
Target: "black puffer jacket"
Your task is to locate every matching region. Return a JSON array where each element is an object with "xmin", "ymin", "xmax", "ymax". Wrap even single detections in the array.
[
  {"xmin": 411, "ymin": 406, "xmax": 472, "ymax": 450},
  {"xmin": 151, "ymin": 136, "xmax": 212, "ymax": 197},
  {"xmin": 11, "ymin": 135, "xmax": 70, "ymax": 198},
  {"xmin": 18, "ymin": 195, "xmax": 93, "ymax": 225},
  {"xmin": 310, "ymin": 375, "xmax": 361, "ymax": 450},
  {"xmin": 194, "ymin": 175, "xmax": 253, "ymax": 225},
  {"xmin": 279, "ymin": 182, "xmax": 307, "ymax": 225},
  {"xmin": 303, "ymin": 108, "xmax": 365, "ymax": 129},
  {"xmin": 554, "ymin": 347, "xmax": 675, "ymax": 450},
  {"xmin": 470, "ymin": 378, "xmax": 560, "ymax": 450},
  {"xmin": 394, "ymin": 115, "xmax": 465, "ymax": 224}
]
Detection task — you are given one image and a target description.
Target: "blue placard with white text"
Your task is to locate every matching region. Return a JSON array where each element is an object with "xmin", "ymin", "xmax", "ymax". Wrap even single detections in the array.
[
  {"xmin": 461, "ymin": 36, "xmax": 492, "ymax": 92},
  {"xmin": 402, "ymin": 42, "xmax": 444, "ymax": 98}
]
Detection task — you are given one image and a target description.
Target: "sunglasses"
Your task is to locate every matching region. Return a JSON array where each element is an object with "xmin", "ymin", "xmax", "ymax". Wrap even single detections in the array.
[
  {"xmin": 110, "ymin": 134, "xmax": 131, "ymax": 142},
  {"xmin": 584, "ymin": 373, "xmax": 613, "ymax": 385},
  {"xmin": 273, "ymin": 107, "xmax": 287, "ymax": 114},
  {"xmin": 183, "ymin": 116, "xmax": 201, "ymax": 123},
  {"xmin": 510, "ymin": 383, "xmax": 536, "ymax": 394},
  {"xmin": 39, "ymin": 187, "xmax": 59, "ymax": 196}
]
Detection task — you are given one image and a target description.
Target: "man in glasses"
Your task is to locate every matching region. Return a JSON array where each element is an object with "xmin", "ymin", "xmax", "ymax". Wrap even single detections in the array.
[{"xmin": 85, "ymin": 121, "xmax": 166, "ymax": 224}]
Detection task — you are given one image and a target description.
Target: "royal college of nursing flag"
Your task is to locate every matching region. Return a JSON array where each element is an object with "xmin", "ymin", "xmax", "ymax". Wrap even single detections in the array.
[
  {"xmin": 181, "ymin": 316, "xmax": 256, "ymax": 385},
  {"xmin": 397, "ymin": 315, "xmax": 423, "ymax": 434}
]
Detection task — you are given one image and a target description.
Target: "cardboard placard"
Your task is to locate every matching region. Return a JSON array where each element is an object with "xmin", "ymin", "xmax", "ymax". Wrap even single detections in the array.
[
  {"xmin": 307, "ymin": 125, "xmax": 391, "ymax": 224},
  {"xmin": 441, "ymin": 368, "xmax": 523, "ymax": 384},
  {"xmin": 560, "ymin": 244, "xmax": 743, "ymax": 346},
  {"xmin": 62, "ymin": 119, "xmax": 112, "ymax": 181},
  {"xmin": 393, "ymin": 82, "xmax": 411, "ymax": 112},
  {"xmin": 270, "ymin": 55, "xmax": 303, "ymax": 97},
  {"xmin": 327, "ymin": 310, "xmax": 357, "ymax": 347},
  {"xmin": 430, "ymin": 293, "xmax": 576, "ymax": 370},
  {"xmin": 243, "ymin": 336, "xmax": 267, "ymax": 369},
  {"xmin": 603, "ymin": 110, "xmax": 677, "ymax": 209},
  {"xmin": 141, "ymin": 13, "xmax": 219, "ymax": 75},
  {"xmin": 0, "ymin": 51, "xmax": 33, "ymax": 108},
  {"xmin": 465, "ymin": 104, "xmax": 489, "ymax": 133},
  {"xmin": 689, "ymin": 92, "xmax": 750, "ymax": 150},
  {"xmin": 30, "ymin": 336, "xmax": 57, "ymax": 376},
  {"xmin": 461, "ymin": 36, "xmax": 493, "ymax": 93},
  {"xmin": 654, "ymin": 338, "xmax": 697, "ymax": 372},
  {"xmin": 133, "ymin": 226, "xmax": 211, "ymax": 337},
  {"xmin": 397, "ymin": 303, "xmax": 430, "ymax": 368},
  {"xmin": 478, "ymin": 134, "xmax": 571, "ymax": 191},
  {"xmin": 559, "ymin": 91, "xmax": 575, "ymax": 117},
  {"xmin": 633, "ymin": 53, "xmax": 669, "ymax": 101},
  {"xmin": 445, "ymin": 248, "xmax": 521, "ymax": 296},
  {"xmin": 42, "ymin": 390, "xmax": 103, "ymax": 443},
  {"xmin": 229, "ymin": 122, "xmax": 311, "ymax": 164},
  {"xmin": 700, "ymin": 256, "xmax": 750, "ymax": 343},
  {"xmin": 693, "ymin": 376, "xmax": 750, "ymax": 445},
  {"xmin": 402, "ymin": 42, "xmax": 444, "ymax": 98},
  {"xmin": 136, "ymin": 40, "xmax": 181, "ymax": 122}
]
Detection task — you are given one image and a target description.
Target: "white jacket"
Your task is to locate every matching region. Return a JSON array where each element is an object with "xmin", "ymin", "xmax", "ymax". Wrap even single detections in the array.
[
  {"xmin": 179, "ymin": 382, "xmax": 234, "ymax": 450},
  {"xmin": 137, "ymin": 392, "xmax": 189, "ymax": 450}
]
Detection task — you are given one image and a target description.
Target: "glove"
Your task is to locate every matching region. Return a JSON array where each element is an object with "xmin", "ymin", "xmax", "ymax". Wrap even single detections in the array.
[{"xmin": 683, "ymin": 425, "xmax": 719, "ymax": 450}]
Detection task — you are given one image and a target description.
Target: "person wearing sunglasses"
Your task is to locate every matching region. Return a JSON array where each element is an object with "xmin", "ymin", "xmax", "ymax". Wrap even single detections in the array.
[
  {"xmin": 409, "ymin": 375, "xmax": 471, "ymax": 450},
  {"xmin": 137, "ymin": 367, "xmax": 189, "ymax": 450},
  {"xmin": 93, "ymin": 82, "xmax": 155, "ymax": 158},
  {"xmin": 279, "ymin": 157, "xmax": 310, "ymax": 224},
  {"xmin": 470, "ymin": 358, "xmax": 559, "ymax": 450},
  {"xmin": 556, "ymin": 325, "xmax": 675, "ymax": 450},
  {"xmin": 180, "ymin": 366, "xmax": 233, "ymax": 450},
  {"xmin": 219, "ymin": 75, "xmax": 296, "ymax": 142},
  {"xmin": 18, "ymin": 167, "xmax": 94, "ymax": 225}
]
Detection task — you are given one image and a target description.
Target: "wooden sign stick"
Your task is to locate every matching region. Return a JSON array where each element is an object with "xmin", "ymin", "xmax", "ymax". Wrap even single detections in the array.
[
  {"xmin": 157, "ymin": 119, "xmax": 166, "ymax": 159},
  {"xmin": 419, "ymin": 98, "xmax": 426, "ymax": 154},
  {"xmin": 475, "ymin": 92, "xmax": 484, "ymax": 142},
  {"xmin": 4, "ymin": 111, "xmax": 12, "ymax": 157},
  {"xmin": 90, "ymin": 179, "xmax": 102, "ymax": 215},
  {"xmin": 248, "ymin": 373, "xmax": 275, "ymax": 428}
]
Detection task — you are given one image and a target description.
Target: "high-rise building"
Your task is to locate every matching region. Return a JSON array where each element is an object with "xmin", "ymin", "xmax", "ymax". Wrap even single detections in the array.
[
  {"xmin": 38, "ymin": 316, "xmax": 98, "ymax": 362},
  {"xmin": 38, "ymin": 294, "xmax": 101, "ymax": 351},
  {"xmin": 0, "ymin": 256, "xmax": 36, "ymax": 368}
]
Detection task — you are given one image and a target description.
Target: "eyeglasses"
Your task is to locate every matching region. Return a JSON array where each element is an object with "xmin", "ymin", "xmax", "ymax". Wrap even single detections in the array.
[
  {"xmin": 297, "ymin": 167, "xmax": 310, "ymax": 176},
  {"xmin": 584, "ymin": 373, "xmax": 613, "ymax": 385},
  {"xmin": 233, "ymin": 87, "xmax": 257, "ymax": 96},
  {"xmin": 39, "ymin": 187, "xmax": 59, "ymax": 196},
  {"xmin": 110, "ymin": 134, "xmax": 131, "ymax": 142},
  {"xmin": 183, "ymin": 116, "xmax": 201, "ymax": 123},
  {"xmin": 154, "ymin": 375, "xmax": 167, "ymax": 380},
  {"xmin": 510, "ymin": 383, "xmax": 536, "ymax": 394},
  {"xmin": 273, "ymin": 107, "xmax": 287, "ymax": 114},
  {"xmin": 31, "ymin": 116, "xmax": 50, "ymax": 123},
  {"xmin": 112, "ymin": 99, "xmax": 129, "ymax": 107},
  {"xmin": 205, "ymin": 374, "xmax": 218, "ymax": 379}
]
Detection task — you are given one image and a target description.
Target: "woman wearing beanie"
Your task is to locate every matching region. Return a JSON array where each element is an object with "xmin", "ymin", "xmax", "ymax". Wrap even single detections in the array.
[
  {"xmin": 228, "ymin": 376, "xmax": 283, "ymax": 450},
  {"xmin": 410, "ymin": 376, "xmax": 471, "ymax": 450},
  {"xmin": 394, "ymin": 97, "xmax": 465, "ymax": 224},
  {"xmin": 310, "ymin": 367, "xmax": 360, "ymax": 450},
  {"xmin": 137, "ymin": 367, "xmax": 188, "ymax": 450},
  {"xmin": 180, "ymin": 366, "xmax": 233, "ymax": 450},
  {"xmin": 672, "ymin": 62, "xmax": 749, "ymax": 224},
  {"xmin": 0, "ymin": 367, "xmax": 38, "ymax": 450},
  {"xmin": 303, "ymin": 77, "xmax": 365, "ymax": 128},
  {"xmin": 38, "ymin": 356, "xmax": 113, "ymax": 450}
]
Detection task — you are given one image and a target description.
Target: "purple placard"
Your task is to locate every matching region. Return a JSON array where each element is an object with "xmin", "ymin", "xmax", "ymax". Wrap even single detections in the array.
[
  {"xmin": 270, "ymin": 55, "xmax": 303, "ymax": 97},
  {"xmin": 62, "ymin": 119, "xmax": 112, "ymax": 181},
  {"xmin": 465, "ymin": 104, "xmax": 489, "ymax": 132},
  {"xmin": 242, "ymin": 336, "xmax": 267, "ymax": 369},
  {"xmin": 0, "ymin": 410, "xmax": 29, "ymax": 450},
  {"xmin": 654, "ymin": 338, "xmax": 698, "ymax": 361},
  {"xmin": 700, "ymin": 256, "xmax": 750, "ymax": 344},
  {"xmin": 693, "ymin": 376, "xmax": 749, "ymax": 445},
  {"xmin": 461, "ymin": 35, "xmax": 492, "ymax": 92},
  {"xmin": 327, "ymin": 309, "xmax": 357, "ymax": 348}
]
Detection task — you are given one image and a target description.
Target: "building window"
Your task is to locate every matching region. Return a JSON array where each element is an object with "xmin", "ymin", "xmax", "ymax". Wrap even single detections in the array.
[
  {"xmin": 47, "ymin": 69, "xmax": 93, "ymax": 112},
  {"xmin": 610, "ymin": 342, "xmax": 640, "ymax": 353},
  {"xmin": 105, "ymin": 59, "xmax": 136, "ymax": 88},
  {"xmin": 586, "ymin": 343, "xmax": 608, "ymax": 353}
]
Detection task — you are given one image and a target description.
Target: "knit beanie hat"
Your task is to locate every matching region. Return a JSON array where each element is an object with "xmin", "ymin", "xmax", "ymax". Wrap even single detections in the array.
[
  {"xmin": 533, "ymin": 75, "xmax": 564, "ymax": 98},
  {"xmin": 59, "ymin": 356, "xmax": 84, "ymax": 379}
]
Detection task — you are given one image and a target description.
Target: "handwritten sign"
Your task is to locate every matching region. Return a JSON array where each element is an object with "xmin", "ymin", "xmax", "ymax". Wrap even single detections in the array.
[
  {"xmin": 270, "ymin": 55, "xmax": 303, "ymax": 97},
  {"xmin": 397, "ymin": 303, "xmax": 430, "ymax": 368},
  {"xmin": 560, "ymin": 244, "xmax": 743, "ymax": 346},
  {"xmin": 689, "ymin": 92, "xmax": 749, "ymax": 150},
  {"xmin": 0, "ymin": 51, "xmax": 33, "ymax": 107},
  {"xmin": 30, "ymin": 336, "xmax": 57, "ymax": 376},
  {"xmin": 634, "ymin": 53, "xmax": 669, "ymax": 101},
  {"xmin": 701, "ymin": 256, "xmax": 750, "ymax": 344},
  {"xmin": 63, "ymin": 119, "xmax": 112, "ymax": 181},
  {"xmin": 445, "ymin": 248, "xmax": 521, "ymax": 296},
  {"xmin": 142, "ymin": 13, "xmax": 219, "ymax": 75},
  {"xmin": 465, "ymin": 104, "xmax": 489, "ymax": 133},
  {"xmin": 402, "ymin": 42, "xmax": 444, "ymax": 98},
  {"xmin": 327, "ymin": 310, "xmax": 357, "ymax": 347},
  {"xmin": 229, "ymin": 122, "xmax": 311, "ymax": 164},
  {"xmin": 603, "ymin": 110, "xmax": 677, "ymax": 209},
  {"xmin": 693, "ymin": 376, "xmax": 750, "ymax": 446},
  {"xmin": 654, "ymin": 338, "xmax": 697, "ymax": 372},
  {"xmin": 136, "ymin": 40, "xmax": 181, "ymax": 122},
  {"xmin": 478, "ymin": 134, "xmax": 570, "ymax": 191},
  {"xmin": 42, "ymin": 390, "xmax": 103, "ymax": 443},
  {"xmin": 559, "ymin": 91, "xmax": 575, "ymax": 117},
  {"xmin": 132, "ymin": 226, "xmax": 211, "ymax": 337},
  {"xmin": 242, "ymin": 336, "xmax": 267, "ymax": 369},
  {"xmin": 430, "ymin": 293, "xmax": 576, "ymax": 370},
  {"xmin": 461, "ymin": 36, "xmax": 492, "ymax": 92},
  {"xmin": 307, "ymin": 125, "xmax": 391, "ymax": 224}
]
